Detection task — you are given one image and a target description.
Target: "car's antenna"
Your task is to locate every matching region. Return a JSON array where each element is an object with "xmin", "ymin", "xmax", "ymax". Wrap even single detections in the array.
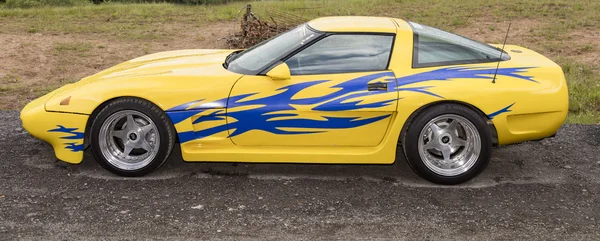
[{"xmin": 492, "ymin": 23, "xmax": 511, "ymax": 84}]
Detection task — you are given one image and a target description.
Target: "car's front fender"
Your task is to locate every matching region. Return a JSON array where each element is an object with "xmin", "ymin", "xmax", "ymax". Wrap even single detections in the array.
[{"xmin": 21, "ymin": 98, "xmax": 88, "ymax": 164}]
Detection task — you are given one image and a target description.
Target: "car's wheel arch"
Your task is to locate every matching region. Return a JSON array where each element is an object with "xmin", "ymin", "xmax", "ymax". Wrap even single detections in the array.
[
  {"xmin": 83, "ymin": 96, "xmax": 177, "ymax": 150},
  {"xmin": 399, "ymin": 100, "xmax": 498, "ymax": 146}
]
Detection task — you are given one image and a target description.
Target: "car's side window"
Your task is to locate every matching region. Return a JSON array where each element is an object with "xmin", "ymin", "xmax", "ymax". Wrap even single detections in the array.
[
  {"xmin": 414, "ymin": 35, "xmax": 490, "ymax": 67},
  {"xmin": 408, "ymin": 21, "xmax": 508, "ymax": 68},
  {"xmin": 285, "ymin": 34, "xmax": 394, "ymax": 75}
]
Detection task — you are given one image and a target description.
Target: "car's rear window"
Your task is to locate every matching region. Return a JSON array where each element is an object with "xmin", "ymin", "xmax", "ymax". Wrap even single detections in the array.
[{"xmin": 408, "ymin": 21, "xmax": 509, "ymax": 68}]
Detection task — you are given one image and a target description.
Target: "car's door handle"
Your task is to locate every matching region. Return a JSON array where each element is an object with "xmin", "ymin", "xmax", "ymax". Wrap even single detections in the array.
[{"xmin": 367, "ymin": 82, "xmax": 388, "ymax": 91}]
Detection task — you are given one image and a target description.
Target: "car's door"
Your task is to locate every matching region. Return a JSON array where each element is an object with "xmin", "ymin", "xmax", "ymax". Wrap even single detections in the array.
[{"xmin": 226, "ymin": 33, "xmax": 398, "ymax": 147}]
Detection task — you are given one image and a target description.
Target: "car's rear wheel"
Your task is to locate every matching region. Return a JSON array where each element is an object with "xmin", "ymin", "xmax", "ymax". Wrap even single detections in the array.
[
  {"xmin": 90, "ymin": 98, "xmax": 176, "ymax": 177},
  {"xmin": 401, "ymin": 104, "xmax": 492, "ymax": 185}
]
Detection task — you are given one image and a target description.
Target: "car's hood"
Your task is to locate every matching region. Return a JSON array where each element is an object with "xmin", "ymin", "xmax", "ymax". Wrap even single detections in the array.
[
  {"xmin": 41, "ymin": 49, "xmax": 244, "ymax": 113},
  {"xmin": 82, "ymin": 49, "xmax": 238, "ymax": 82}
]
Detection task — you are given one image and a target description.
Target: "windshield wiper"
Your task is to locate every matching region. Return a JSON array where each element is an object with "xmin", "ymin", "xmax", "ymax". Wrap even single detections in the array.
[{"xmin": 223, "ymin": 50, "xmax": 243, "ymax": 69}]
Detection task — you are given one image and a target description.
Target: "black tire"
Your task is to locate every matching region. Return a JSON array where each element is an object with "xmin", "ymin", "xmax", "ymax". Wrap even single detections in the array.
[
  {"xmin": 90, "ymin": 97, "xmax": 176, "ymax": 177},
  {"xmin": 401, "ymin": 104, "xmax": 492, "ymax": 185}
]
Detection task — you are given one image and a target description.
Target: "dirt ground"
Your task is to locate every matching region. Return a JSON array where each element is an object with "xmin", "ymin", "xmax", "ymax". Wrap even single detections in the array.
[
  {"xmin": 1, "ymin": 110, "xmax": 600, "ymax": 240},
  {"xmin": 453, "ymin": 18, "xmax": 600, "ymax": 65}
]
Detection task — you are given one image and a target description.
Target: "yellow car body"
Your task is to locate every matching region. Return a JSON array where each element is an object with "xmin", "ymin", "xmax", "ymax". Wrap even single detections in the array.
[{"xmin": 21, "ymin": 17, "xmax": 568, "ymax": 168}]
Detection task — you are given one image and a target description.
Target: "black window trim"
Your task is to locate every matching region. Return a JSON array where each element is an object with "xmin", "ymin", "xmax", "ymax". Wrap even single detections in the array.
[
  {"xmin": 409, "ymin": 24, "xmax": 511, "ymax": 69},
  {"xmin": 259, "ymin": 29, "xmax": 397, "ymax": 76}
]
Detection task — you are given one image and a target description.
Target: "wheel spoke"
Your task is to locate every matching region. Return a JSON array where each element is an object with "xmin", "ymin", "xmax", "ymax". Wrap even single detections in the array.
[
  {"xmin": 140, "ymin": 123, "xmax": 154, "ymax": 135},
  {"xmin": 453, "ymin": 138, "xmax": 467, "ymax": 148},
  {"xmin": 423, "ymin": 139, "xmax": 437, "ymax": 150},
  {"xmin": 112, "ymin": 129, "xmax": 125, "ymax": 139},
  {"xmin": 122, "ymin": 142, "xmax": 133, "ymax": 157},
  {"xmin": 429, "ymin": 123, "xmax": 443, "ymax": 136},
  {"xmin": 140, "ymin": 140, "xmax": 152, "ymax": 151},
  {"xmin": 126, "ymin": 114, "xmax": 137, "ymax": 130},
  {"xmin": 447, "ymin": 119, "xmax": 459, "ymax": 132},
  {"xmin": 441, "ymin": 146, "xmax": 452, "ymax": 162}
]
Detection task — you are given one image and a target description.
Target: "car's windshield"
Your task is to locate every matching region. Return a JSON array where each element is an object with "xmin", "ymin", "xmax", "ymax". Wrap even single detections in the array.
[{"xmin": 226, "ymin": 24, "xmax": 320, "ymax": 75}]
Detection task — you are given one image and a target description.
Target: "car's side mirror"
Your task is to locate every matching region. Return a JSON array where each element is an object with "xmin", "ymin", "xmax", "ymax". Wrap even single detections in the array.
[{"xmin": 266, "ymin": 63, "xmax": 291, "ymax": 80}]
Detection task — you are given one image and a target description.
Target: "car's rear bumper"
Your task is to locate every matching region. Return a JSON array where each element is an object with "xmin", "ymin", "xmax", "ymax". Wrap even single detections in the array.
[
  {"xmin": 486, "ymin": 45, "xmax": 569, "ymax": 145},
  {"xmin": 493, "ymin": 110, "xmax": 567, "ymax": 145},
  {"xmin": 21, "ymin": 95, "xmax": 88, "ymax": 164}
]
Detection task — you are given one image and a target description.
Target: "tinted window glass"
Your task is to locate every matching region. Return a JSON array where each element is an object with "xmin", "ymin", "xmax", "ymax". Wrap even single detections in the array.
[
  {"xmin": 228, "ymin": 24, "xmax": 320, "ymax": 75},
  {"xmin": 409, "ymin": 21, "xmax": 509, "ymax": 68},
  {"xmin": 285, "ymin": 34, "xmax": 394, "ymax": 75}
]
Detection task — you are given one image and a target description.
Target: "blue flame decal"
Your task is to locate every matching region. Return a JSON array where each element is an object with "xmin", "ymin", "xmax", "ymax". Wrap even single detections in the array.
[
  {"xmin": 396, "ymin": 67, "xmax": 537, "ymax": 87},
  {"xmin": 168, "ymin": 67, "xmax": 536, "ymax": 143},
  {"xmin": 487, "ymin": 103, "xmax": 515, "ymax": 119},
  {"xmin": 48, "ymin": 125, "xmax": 84, "ymax": 152},
  {"xmin": 64, "ymin": 142, "xmax": 85, "ymax": 152},
  {"xmin": 397, "ymin": 86, "xmax": 444, "ymax": 98},
  {"xmin": 394, "ymin": 67, "xmax": 537, "ymax": 97},
  {"xmin": 171, "ymin": 72, "xmax": 395, "ymax": 143}
]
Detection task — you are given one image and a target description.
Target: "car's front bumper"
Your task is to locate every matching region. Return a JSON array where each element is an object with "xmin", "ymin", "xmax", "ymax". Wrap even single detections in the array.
[{"xmin": 20, "ymin": 93, "xmax": 89, "ymax": 164}]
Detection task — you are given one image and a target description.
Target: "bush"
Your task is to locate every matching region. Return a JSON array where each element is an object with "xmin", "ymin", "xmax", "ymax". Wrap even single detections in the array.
[{"xmin": 4, "ymin": 0, "xmax": 88, "ymax": 8}]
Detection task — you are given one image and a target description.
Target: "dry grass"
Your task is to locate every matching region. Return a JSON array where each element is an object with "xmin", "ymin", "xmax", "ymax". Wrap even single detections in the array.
[{"xmin": 1, "ymin": 0, "xmax": 599, "ymax": 123}]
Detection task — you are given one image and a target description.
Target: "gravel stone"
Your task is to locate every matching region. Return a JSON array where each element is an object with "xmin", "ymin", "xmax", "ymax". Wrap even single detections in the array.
[{"xmin": 1, "ymin": 110, "xmax": 599, "ymax": 240}]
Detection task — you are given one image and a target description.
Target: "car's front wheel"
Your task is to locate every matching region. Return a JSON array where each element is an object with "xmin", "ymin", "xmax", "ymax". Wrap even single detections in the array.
[
  {"xmin": 401, "ymin": 104, "xmax": 492, "ymax": 185},
  {"xmin": 90, "ymin": 98, "xmax": 176, "ymax": 177}
]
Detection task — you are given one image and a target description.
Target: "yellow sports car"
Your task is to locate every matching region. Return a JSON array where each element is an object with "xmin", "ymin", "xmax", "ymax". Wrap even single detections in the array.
[{"xmin": 20, "ymin": 16, "xmax": 568, "ymax": 184}]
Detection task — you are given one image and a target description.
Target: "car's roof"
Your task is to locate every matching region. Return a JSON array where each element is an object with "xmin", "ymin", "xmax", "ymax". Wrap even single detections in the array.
[{"xmin": 307, "ymin": 16, "xmax": 411, "ymax": 33}]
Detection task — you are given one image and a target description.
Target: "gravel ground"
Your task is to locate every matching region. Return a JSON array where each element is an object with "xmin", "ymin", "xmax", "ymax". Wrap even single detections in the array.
[{"xmin": 1, "ymin": 110, "xmax": 599, "ymax": 240}]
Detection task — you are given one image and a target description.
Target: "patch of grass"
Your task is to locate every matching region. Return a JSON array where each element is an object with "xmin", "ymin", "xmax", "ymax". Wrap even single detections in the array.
[
  {"xmin": 0, "ymin": 3, "xmax": 241, "ymax": 40},
  {"xmin": 0, "ymin": 86, "xmax": 16, "ymax": 92},
  {"xmin": 0, "ymin": 74, "xmax": 20, "ymax": 84},
  {"xmin": 1, "ymin": 0, "xmax": 598, "ymax": 42},
  {"xmin": 1, "ymin": 0, "xmax": 598, "ymax": 29},
  {"xmin": 558, "ymin": 59, "xmax": 600, "ymax": 120},
  {"xmin": 54, "ymin": 42, "xmax": 93, "ymax": 52},
  {"xmin": 566, "ymin": 112, "xmax": 600, "ymax": 124},
  {"xmin": 25, "ymin": 83, "xmax": 64, "ymax": 96},
  {"xmin": 0, "ymin": 80, "xmax": 24, "ymax": 96},
  {"xmin": 580, "ymin": 44, "xmax": 593, "ymax": 53},
  {"xmin": 4, "ymin": 0, "xmax": 88, "ymax": 8},
  {"xmin": 2, "ymin": 0, "xmax": 244, "ymax": 8},
  {"xmin": 450, "ymin": 16, "xmax": 469, "ymax": 27},
  {"xmin": 27, "ymin": 26, "xmax": 39, "ymax": 33}
]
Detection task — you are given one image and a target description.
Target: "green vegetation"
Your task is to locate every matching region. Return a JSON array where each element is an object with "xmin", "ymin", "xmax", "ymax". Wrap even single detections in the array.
[
  {"xmin": 2, "ymin": 0, "xmax": 599, "ymax": 37},
  {"xmin": 3, "ymin": 0, "xmax": 87, "ymax": 8},
  {"xmin": 2, "ymin": 0, "xmax": 244, "ymax": 8},
  {"xmin": 1, "ymin": 0, "xmax": 599, "ymax": 123},
  {"xmin": 560, "ymin": 59, "xmax": 600, "ymax": 123},
  {"xmin": 54, "ymin": 42, "xmax": 94, "ymax": 52}
]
